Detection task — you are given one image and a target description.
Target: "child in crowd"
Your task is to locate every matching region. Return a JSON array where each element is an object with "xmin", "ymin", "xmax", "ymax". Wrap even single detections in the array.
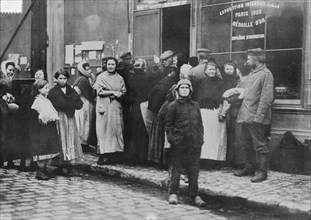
[
  {"xmin": 29, "ymin": 79, "xmax": 60, "ymax": 180},
  {"xmin": 165, "ymin": 79, "xmax": 205, "ymax": 207},
  {"xmin": 48, "ymin": 69, "xmax": 84, "ymax": 176}
]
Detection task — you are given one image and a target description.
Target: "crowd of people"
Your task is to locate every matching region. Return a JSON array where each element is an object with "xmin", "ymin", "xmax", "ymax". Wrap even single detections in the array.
[{"xmin": 0, "ymin": 47, "xmax": 274, "ymax": 206}]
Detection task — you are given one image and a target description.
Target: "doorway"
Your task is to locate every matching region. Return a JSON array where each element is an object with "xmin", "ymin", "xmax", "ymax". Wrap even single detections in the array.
[
  {"xmin": 31, "ymin": 0, "xmax": 47, "ymax": 76},
  {"xmin": 162, "ymin": 4, "xmax": 191, "ymax": 60}
]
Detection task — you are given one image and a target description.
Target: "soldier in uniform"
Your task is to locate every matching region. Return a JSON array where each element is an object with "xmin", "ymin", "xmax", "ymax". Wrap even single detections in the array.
[
  {"xmin": 187, "ymin": 48, "xmax": 211, "ymax": 86},
  {"xmin": 234, "ymin": 48, "xmax": 274, "ymax": 183}
]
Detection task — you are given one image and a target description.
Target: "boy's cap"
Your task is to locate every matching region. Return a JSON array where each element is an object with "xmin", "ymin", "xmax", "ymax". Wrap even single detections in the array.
[
  {"xmin": 176, "ymin": 79, "xmax": 193, "ymax": 95},
  {"xmin": 160, "ymin": 50, "xmax": 174, "ymax": 60}
]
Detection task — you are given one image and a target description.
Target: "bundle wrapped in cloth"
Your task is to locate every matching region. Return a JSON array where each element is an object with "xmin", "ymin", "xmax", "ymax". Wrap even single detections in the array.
[{"xmin": 222, "ymin": 88, "xmax": 245, "ymax": 104}]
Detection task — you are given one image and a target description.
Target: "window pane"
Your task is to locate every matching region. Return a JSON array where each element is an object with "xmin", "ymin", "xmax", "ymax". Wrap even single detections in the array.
[
  {"xmin": 266, "ymin": 50, "xmax": 302, "ymax": 99},
  {"xmin": 266, "ymin": 1, "xmax": 304, "ymax": 49},
  {"xmin": 210, "ymin": 54, "xmax": 230, "ymax": 67},
  {"xmin": 201, "ymin": 4, "xmax": 231, "ymax": 53},
  {"xmin": 232, "ymin": 1, "xmax": 266, "ymax": 52}
]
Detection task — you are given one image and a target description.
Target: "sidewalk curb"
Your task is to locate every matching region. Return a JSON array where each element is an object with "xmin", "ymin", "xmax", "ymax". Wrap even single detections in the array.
[{"xmin": 73, "ymin": 162, "xmax": 310, "ymax": 219}]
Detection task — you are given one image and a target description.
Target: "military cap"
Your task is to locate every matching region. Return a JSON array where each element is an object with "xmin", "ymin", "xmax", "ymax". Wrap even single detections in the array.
[
  {"xmin": 120, "ymin": 51, "xmax": 132, "ymax": 59},
  {"xmin": 160, "ymin": 50, "xmax": 174, "ymax": 60},
  {"xmin": 197, "ymin": 48, "xmax": 212, "ymax": 54},
  {"xmin": 247, "ymin": 48, "xmax": 265, "ymax": 56}
]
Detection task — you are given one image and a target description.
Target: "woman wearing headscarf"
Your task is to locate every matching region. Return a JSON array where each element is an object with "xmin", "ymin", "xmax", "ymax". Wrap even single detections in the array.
[
  {"xmin": 126, "ymin": 58, "xmax": 150, "ymax": 164},
  {"xmin": 148, "ymin": 84, "xmax": 177, "ymax": 166},
  {"xmin": 0, "ymin": 61, "xmax": 20, "ymax": 168},
  {"xmin": 93, "ymin": 57, "xmax": 126, "ymax": 165},
  {"xmin": 219, "ymin": 61, "xmax": 239, "ymax": 164},
  {"xmin": 194, "ymin": 61, "xmax": 227, "ymax": 161},
  {"xmin": 73, "ymin": 62, "xmax": 96, "ymax": 152}
]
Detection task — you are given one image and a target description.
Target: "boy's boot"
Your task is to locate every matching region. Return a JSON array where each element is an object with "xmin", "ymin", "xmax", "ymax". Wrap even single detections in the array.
[
  {"xmin": 193, "ymin": 196, "xmax": 206, "ymax": 207},
  {"xmin": 234, "ymin": 148, "xmax": 255, "ymax": 177},
  {"xmin": 6, "ymin": 160, "xmax": 15, "ymax": 169},
  {"xmin": 19, "ymin": 158, "xmax": 27, "ymax": 172},
  {"xmin": 251, "ymin": 153, "xmax": 268, "ymax": 183},
  {"xmin": 35, "ymin": 169, "xmax": 50, "ymax": 181},
  {"xmin": 168, "ymin": 194, "xmax": 178, "ymax": 205}
]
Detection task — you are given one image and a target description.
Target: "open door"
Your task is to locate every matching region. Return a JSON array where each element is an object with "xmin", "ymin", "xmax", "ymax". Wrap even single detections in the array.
[
  {"xmin": 162, "ymin": 4, "xmax": 190, "ymax": 59},
  {"xmin": 133, "ymin": 9, "xmax": 161, "ymax": 69},
  {"xmin": 31, "ymin": 0, "xmax": 47, "ymax": 76}
]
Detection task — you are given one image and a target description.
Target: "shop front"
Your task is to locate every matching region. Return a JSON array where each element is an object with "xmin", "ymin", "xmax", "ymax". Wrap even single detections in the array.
[{"xmin": 133, "ymin": 0, "xmax": 311, "ymax": 169}]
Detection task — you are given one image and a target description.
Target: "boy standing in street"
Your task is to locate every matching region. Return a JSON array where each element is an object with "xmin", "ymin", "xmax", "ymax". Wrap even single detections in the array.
[{"xmin": 165, "ymin": 79, "xmax": 205, "ymax": 207}]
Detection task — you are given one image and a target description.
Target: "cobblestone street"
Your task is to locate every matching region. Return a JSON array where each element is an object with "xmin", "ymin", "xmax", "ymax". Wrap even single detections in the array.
[{"xmin": 0, "ymin": 168, "xmax": 234, "ymax": 220}]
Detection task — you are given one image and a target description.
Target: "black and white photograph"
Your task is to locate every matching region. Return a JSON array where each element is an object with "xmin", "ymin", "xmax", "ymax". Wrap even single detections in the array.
[{"xmin": 0, "ymin": 0, "xmax": 310, "ymax": 219}]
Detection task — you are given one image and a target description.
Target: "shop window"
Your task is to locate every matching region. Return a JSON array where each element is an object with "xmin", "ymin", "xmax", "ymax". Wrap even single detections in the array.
[
  {"xmin": 0, "ymin": 0, "xmax": 23, "ymax": 14},
  {"xmin": 201, "ymin": 4, "xmax": 231, "ymax": 53},
  {"xmin": 266, "ymin": 50, "xmax": 302, "ymax": 100},
  {"xmin": 266, "ymin": 1, "xmax": 303, "ymax": 50},
  {"xmin": 200, "ymin": 0, "xmax": 304, "ymax": 101},
  {"xmin": 210, "ymin": 54, "xmax": 230, "ymax": 68}
]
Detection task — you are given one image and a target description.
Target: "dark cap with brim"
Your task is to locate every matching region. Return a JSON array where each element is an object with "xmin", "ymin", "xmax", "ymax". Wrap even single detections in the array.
[
  {"xmin": 160, "ymin": 50, "xmax": 174, "ymax": 60},
  {"xmin": 120, "ymin": 52, "xmax": 132, "ymax": 59},
  {"xmin": 247, "ymin": 48, "xmax": 265, "ymax": 56},
  {"xmin": 197, "ymin": 48, "xmax": 212, "ymax": 54}
]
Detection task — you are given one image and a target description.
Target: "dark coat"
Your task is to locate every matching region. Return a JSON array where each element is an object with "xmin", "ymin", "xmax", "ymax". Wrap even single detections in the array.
[
  {"xmin": 165, "ymin": 98, "xmax": 204, "ymax": 149},
  {"xmin": 148, "ymin": 66, "xmax": 179, "ymax": 114},
  {"xmin": 194, "ymin": 76, "xmax": 225, "ymax": 110},
  {"xmin": 48, "ymin": 84, "xmax": 83, "ymax": 117},
  {"xmin": 73, "ymin": 75, "xmax": 94, "ymax": 103}
]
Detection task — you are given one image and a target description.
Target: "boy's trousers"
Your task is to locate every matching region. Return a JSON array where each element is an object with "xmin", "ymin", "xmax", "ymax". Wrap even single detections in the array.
[{"xmin": 169, "ymin": 139, "xmax": 201, "ymax": 198}]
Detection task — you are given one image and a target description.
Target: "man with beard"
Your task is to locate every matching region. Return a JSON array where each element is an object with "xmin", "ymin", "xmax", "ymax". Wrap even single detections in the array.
[{"xmin": 234, "ymin": 48, "xmax": 274, "ymax": 183}]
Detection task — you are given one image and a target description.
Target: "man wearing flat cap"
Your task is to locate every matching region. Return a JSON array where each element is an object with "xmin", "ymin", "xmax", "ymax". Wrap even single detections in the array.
[
  {"xmin": 148, "ymin": 50, "xmax": 179, "ymax": 114},
  {"xmin": 148, "ymin": 50, "xmax": 176, "ymax": 88},
  {"xmin": 234, "ymin": 48, "xmax": 274, "ymax": 183},
  {"xmin": 117, "ymin": 52, "xmax": 134, "ymax": 149},
  {"xmin": 188, "ymin": 48, "xmax": 212, "ymax": 89}
]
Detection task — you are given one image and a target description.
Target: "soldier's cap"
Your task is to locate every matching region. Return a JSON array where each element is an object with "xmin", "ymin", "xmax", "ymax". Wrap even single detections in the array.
[
  {"xmin": 120, "ymin": 51, "xmax": 132, "ymax": 59},
  {"xmin": 160, "ymin": 50, "xmax": 174, "ymax": 60},
  {"xmin": 197, "ymin": 48, "xmax": 212, "ymax": 54},
  {"xmin": 247, "ymin": 48, "xmax": 265, "ymax": 56}
]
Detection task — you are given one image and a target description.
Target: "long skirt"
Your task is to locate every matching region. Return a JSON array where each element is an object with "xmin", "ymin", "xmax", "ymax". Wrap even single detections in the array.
[
  {"xmin": 127, "ymin": 103, "xmax": 149, "ymax": 162},
  {"xmin": 96, "ymin": 99, "xmax": 124, "ymax": 154},
  {"xmin": 75, "ymin": 98, "xmax": 96, "ymax": 146},
  {"xmin": 200, "ymin": 108, "xmax": 227, "ymax": 160},
  {"xmin": 140, "ymin": 101, "xmax": 156, "ymax": 136},
  {"xmin": 56, "ymin": 112, "xmax": 83, "ymax": 162},
  {"xmin": 148, "ymin": 115, "xmax": 165, "ymax": 164}
]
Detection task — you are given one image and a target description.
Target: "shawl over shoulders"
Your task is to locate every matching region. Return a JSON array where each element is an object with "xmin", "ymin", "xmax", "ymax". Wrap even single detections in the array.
[
  {"xmin": 48, "ymin": 84, "xmax": 83, "ymax": 117},
  {"xmin": 93, "ymin": 71, "xmax": 126, "ymax": 94},
  {"xmin": 73, "ymin": 75, "xmax": 94, "ymax": 102}
]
